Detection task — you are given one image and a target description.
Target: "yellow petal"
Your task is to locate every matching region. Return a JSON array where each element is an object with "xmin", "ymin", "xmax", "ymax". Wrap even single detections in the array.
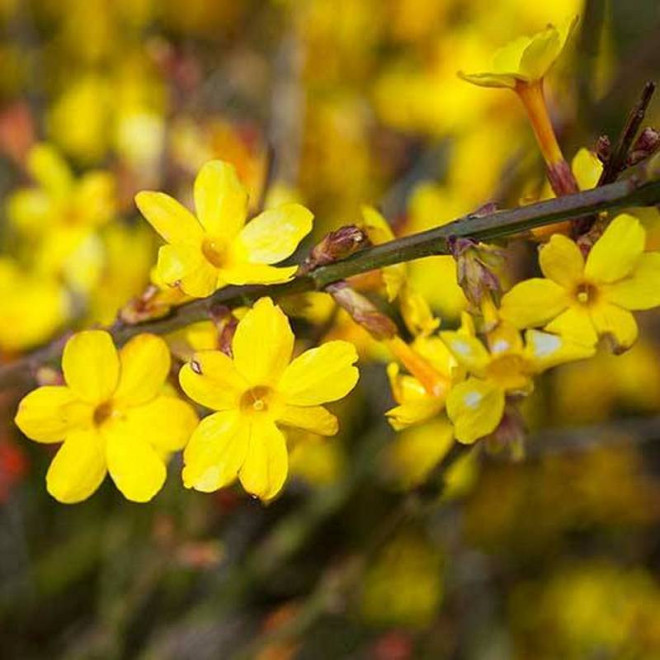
[
  {"xmin": 182, "ymin": 410, "xmax": 247, "ymax": 492},
  {"xmin": 360, "ymin": 205, "xmax": 395, "ymax": 243},
  {"xmin": 157, "ymin": 244, "xmax": 217, "ymax": 298},
  {"xmin": 27, "ymin": 143, "xmax": 72, "ymax": 195},
  {"xmin": 15, "ymin": 386, "xmax": 91, "ymax": 443},
  {"xmin": 524, "ymin": 329, "xmax": 596, "ymax": 372},
  {"xmin": 194, "ymin": 160, "xmax": 248, "ymax": 238},
  {"xmin": 399, "ymin": 285, "xmax": 440, "ymax": 336},
  {"xmin": 585, "ymin": 214, "xmax": 645, "ymax": 283},
  {"xmin": 602, "ymin": 253, "xmax": 660, "ymax": 310},
  {"xmin": 105, "ymin": 426, "xmax": 167, "ymax": 502},
  {"xmin": 386, "ymin": 397, "xmax": 445, "ymax": 431},
  {"xmin": 233, "ymin": 298, "xmax": 295, "ymax": 386},
  {"xmin": 179, "ymin": 351, "xmax": 248, "ymax": 410},
  {"xmin": 236, "ymin": 203, "xmax": 313, "ymax": 264},
  {"xmin": 499, "ymin": 278, "xmax": 569, "ymax": 329},
  {"xmin": 492, "ymin": 36, "xmax": 529, "ymax": 76},
  {"xmin": 73, "ymin": 171, "xmax": 116, "ymax": 228},
  {"xmin": 385, "ymin": 418, "xmax": 454, "ymax": 488},
  {"xmin": 545, "ymin": 305, "xmax": 599, "ymax": 347},
  {"xmin": 6, "ymin": 189, "xmax": 54, "ymax": 234},
  {"xmin": 519, "ymin": 26, "xmax": 561, "ymax": 80},
  {"xmin": 446, "ymin": 378, "xmax": 505, "ymax": 445},
  {"xmin": 539, "ymin": 234, "xmax": 585, "ymax": 287},
  {"xmin": 277, "ymin": 405, "xmax": 339, "ymax": 436},
  {"xmin": 439, "ymin": 332, "xmax": 489, "ymax": 374},
  {"xmin": 116, "ymin": 395, "xmax": 198, "ymax": 453},
  {"xmin": 521, "ymin": 16, "xmax": 577, "ymax": 80},
  {"xmin": 135, "ymin": 191, "xmax": 202, "ymax": 246},
  {"xmin": 62, "ymin": 330, "xmax": 120, "ymax": 404},
  {"xmin": 221, "ymin": 262, "xmax": 298, "ymax": 286},
  {"xmin": 572, "ymin": 148, "xmax": 602, "ymax": 191},
  {"xmin": 238, "ymin": 417, "xmax": 288, "ymax": 501},
  {"xmin": 590, "ymin": 302, "xmax": 639, "ymax": 353},
  {"xmin": 46, "ymin": 428, "xmax": 106, "ymax": 503},
  {"xmin": 114, "ymin": 334, "xmax": 171, "ymax": 406},
  {"xmin": 457, "ymin": 71, "xmax": 518, "ymax": 89},
  {"xmin": 278, "ymin": 340, "xmax": 359, "ymax": 406}
]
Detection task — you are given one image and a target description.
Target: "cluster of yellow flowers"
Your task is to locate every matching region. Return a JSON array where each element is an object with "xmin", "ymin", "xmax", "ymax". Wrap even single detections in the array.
[{"xmin": 10, "ymin": 15, "xmax": 660, "ymax": 507}]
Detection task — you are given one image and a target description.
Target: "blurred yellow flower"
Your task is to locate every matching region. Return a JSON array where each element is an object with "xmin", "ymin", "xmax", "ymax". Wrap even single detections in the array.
[
  {"xmin": 360, "ymin": 530, "xmax": 443, "ymax": 628},
  {"xmin": 179, "ymin": 298, "xmax": 359, "ymax": 501},
  {"xmin": 15, "ymin": 331, "xmax": 197, "ymax": 503},
  {"xmin": 442, "ymin": 323, "xmax": 594, "ymax": 443},
  {"xmin": 459, "ymin": 17, "xmax": 577, "ymax": 89},
  {"xmin": 136, "ymin": 160, "xmax": 313, "ymax": 298},
  {"xmin": 500, "ymin": 214, "xmax": 660, "ymax": 352},
  {"xmin": 0, "ymin": 259, "xmax": 68, "ymax": 352},
  {"xmin": 288, "ymin": 431, "xmax": 345, "ymax": 487},
  {"xmin": 7, "ymin": 142, "xmax": 116, "ymax": 288},
  {"xmin": 384, "ymin": 419, "xmax": 454, "ymax": 488}
]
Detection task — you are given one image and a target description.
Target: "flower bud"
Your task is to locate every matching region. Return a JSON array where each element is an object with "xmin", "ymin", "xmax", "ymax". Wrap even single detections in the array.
[{"xmin": 301, "ymin": 225, "xmax": 370, "ymax": 273}]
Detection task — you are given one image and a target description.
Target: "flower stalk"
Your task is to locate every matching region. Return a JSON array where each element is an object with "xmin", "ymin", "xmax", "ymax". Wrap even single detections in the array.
[{"xmin": 515, "ymin": 80, "xmax": 579, "ymax": 196}]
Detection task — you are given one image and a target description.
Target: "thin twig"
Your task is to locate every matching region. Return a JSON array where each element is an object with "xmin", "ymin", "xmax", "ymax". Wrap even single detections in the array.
[
  {"xmin": 598, "ymin": 81, "xmax": 656, "ymax": 186},
  {"xmin": 1, "ymin": 176, "xmax": 660, "ymax": 389}
]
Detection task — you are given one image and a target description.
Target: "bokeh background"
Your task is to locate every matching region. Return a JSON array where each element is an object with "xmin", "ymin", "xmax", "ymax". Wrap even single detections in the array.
[{"xmin": 1, "ymin": 0, "xmax": 660, "ymax": 657}]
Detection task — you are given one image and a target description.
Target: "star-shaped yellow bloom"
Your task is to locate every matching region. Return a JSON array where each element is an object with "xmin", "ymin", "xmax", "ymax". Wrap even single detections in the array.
[
  {"xmin": 179, "ymin": 297, "xmax": 359, "ymax": 501},
  {"xmin": 136, "ymin": 160, "xmax": 314, "ymax": 298},
  {"xmin": 458, "ymin": 17, "xmax": 577, "ymax": 90},
  {"xmin": 14, "ymin": 331, "xmax": 198, "ymax": 503},
  {"xmin": 442, "ymin": 323, "xmax": 594, "ymax": 444},
  {"xmin": 500, "ymin": 214, "xmax": 660, "ymax": 352},
  {"xmin": 7, "ymin": 143, "xmax": 116, "ymax": 286}
]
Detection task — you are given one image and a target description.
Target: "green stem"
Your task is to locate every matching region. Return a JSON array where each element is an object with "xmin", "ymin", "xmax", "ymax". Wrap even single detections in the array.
[{"xmin": 2, "ymin": 176, "xmax": 660, "ymax": 389}]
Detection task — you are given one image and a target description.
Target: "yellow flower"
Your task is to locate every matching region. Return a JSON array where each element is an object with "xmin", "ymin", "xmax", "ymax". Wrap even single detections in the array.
[
  {"xmin": 458, "ymin": 17, "xmax": 577, "ymax": 90},
  {"xmin": 459, "ymin": 17, "xmax": 579, "ymax": 193},
  {"xmin": 386, "ymin": 336, "xmax": 456, "ymax": 430},
  {"xmin": 178, "ymin": 297, "xmax": 359, "ymax": 501},
  {"xmin": 14, "ymin": 331, "xmax": 197, "ymax": 503},
  {"xmin": 136, "ymin": 160, "xmax": 313, "ymax": 298},
  {"xmin": 360, "ymin": 529, "xmax": 443, "ymax": 628},
  {"xmin": 442, "ymin": 323, "xmax": 594, "ymax": 443},
  {"xmin": 500, "ymin": 214, "xmax": 660, "ymax": 352},
  {"xmin": 7, "ymin": 143, "xmax": 116, "ymax": 290},
  {"xmin": 383, "ymin": 419, "xmax": 454, "ymax": 489},
  {"xmin": 0, "ymin": 258, "xmax": 69, "ymax": 352},
  {"xmin": 9, "ymin": 143, "xmax": 115, "ymax": 237}
]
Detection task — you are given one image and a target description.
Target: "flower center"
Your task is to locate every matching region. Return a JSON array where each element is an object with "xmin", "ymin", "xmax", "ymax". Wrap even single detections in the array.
[
  {"xmin": 575, "ymin": 282, "xmax": 598, "ymax": 306},
  {"xmin": 93, "ymin": 400, "xmax": 114, "ymax": 426},
  {"xmin": 201, "ymin": 237, "xmax": 228, "ymax": 268},
  {"xmin": 240, "ymin": 386, "xmax": 273, "ymax": 414}
]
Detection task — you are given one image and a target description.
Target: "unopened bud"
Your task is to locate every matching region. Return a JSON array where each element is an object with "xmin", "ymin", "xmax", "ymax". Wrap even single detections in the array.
[
  {"xmin": 119, "ymin": 285, "xmax": 172, "ymax": 324},
  {"xmin": 449, "ymin": 237, "xmax": 504, "ymax": 312},
  {"xmin": 326, "ymin": 281, "xmax": 397, "ymax": 340},
  {"xmin": 627, "ymin": 127, "xmax": 660, "ymax": 167},
  {"xmin": 209, "ymin": 304, "xmax": 238, "ymax": 357},
  {"xmin": 301, "ymin": 225, "xmax": 370, "ymax": 273},
  {"xmin": 595, "ymin": 135, "xmax": 611, "ymax": 164}
]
